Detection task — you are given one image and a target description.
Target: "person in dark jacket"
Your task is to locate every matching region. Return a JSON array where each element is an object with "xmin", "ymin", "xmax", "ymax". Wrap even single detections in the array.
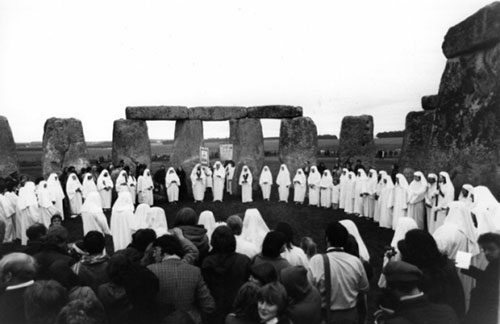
[
  {"xmin": 226, "ymin": 282, "xmax": 260, "ymax": 324},
  {"xmin": 23, "ymin": 223, "xmax": 47, "ymax": 256},
  {"xmin": 251, "ymin": 231, "xmax": 291, "ymax": 275},
  {"xmin": 202, "ymin": 226, "xmax": 251, "ymax": 324},
  {"xmin": 280, "ymin": 266, "xmax": 322, "ymax": 324},
  {"xmin": 174, "ymin": 207, "xmax": 210, "ymax": 263},
  {"xmin": 249, "ymin": 263, "xmax": 278, "ymax": 286},
  {"xmin": 397, "ymin": 229, "xmax": 465, "ymax": 319},
  {"xmin": 34, "ymin": 225, "xmax": 75, "ymax": 279}
]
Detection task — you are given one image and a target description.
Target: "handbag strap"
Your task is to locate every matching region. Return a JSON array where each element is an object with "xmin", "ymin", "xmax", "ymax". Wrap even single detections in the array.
[{"xmin": 322, "ymin": 253, "xmax": 332, "ymax": 323}]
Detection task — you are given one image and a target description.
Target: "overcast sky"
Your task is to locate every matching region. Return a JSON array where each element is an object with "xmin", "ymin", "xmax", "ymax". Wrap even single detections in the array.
[{"xmin": 0, "ymin": 0, "xmax": 491, "ymax": 142}]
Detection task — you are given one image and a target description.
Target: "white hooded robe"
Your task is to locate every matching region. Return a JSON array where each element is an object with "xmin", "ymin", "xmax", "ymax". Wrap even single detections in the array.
[
  {"xmin": 259, "ymin": 166, "xmax": 273, "ymax": 201},
  {"xmin": 165, "ymin": 167, "xmax": 180, "ymax": 203},
  {"xmin": 212, "ymin": 162, "xmax": 225, "ymax": 202},
  {"xmin": 307, "ymin": 166, "xmax": 321, "ymax": 206},
  {"xmin": 293, "ymin": 169, "xmax": 306, "ymax": 204},
  {"xmin": 407, "ymin": 171, "xmax": 428, "ymax": 230},
  {"xmin": 190, "ymin": 164, "xmax": 206, "ymax": 202},
  {"xmin": 276, "ymin": 164, "xmax": 291, "ymax": 202},
  {"xmin": 66, "ymin": 174, "xmax": 83, "ymax": 217},
  {"xmin": 97, "ymin": 170, "xmax": 114, "ymax": 209},
  {"xmin": 239, "ymin": 166, "xmax": 253, "ymax": 203}
]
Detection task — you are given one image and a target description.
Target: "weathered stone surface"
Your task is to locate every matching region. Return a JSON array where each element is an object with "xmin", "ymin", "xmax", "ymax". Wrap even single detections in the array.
[
  {"xmin": 42, "ymin": 118, "xmax": 89, "ymax": 177},
  {"xmin": 278, "ymin": 117, "xmax": 318, "ymax": 177},
  {"xmin": 230, "ymin": 118, "xmax": 265, "ymax": 193},
  {"xmin": 126, "ymin": 106, "xmax": 189, "ymax": 120},
  {"xmin": 339, "ymin": 115, "xmax": 376, "ymax": 165},
  {"xmin": 112, "ymin": 119, "xmax": 151, "ymax": 175},
  {"xmin": 246, "ymin": 106, "xmax": 303, "ymax": 119},
  {"xmin": 188, "ymin": 106, "xmax": 248, "ymax": 120},
  {"xmin": 0, "ymin": 116, "xmax": 19, "ymax": 177},
  {"xmin": 421, "ymin": 95, "xmax": 439, "ymax": 111},
  {"xmin": 399, "ymin": 111, "xmax": 436, "ymax": 169},
  {"xmin": 442, "ymin": 2, "xmax": 500, "ymax": 58},
  {"xmin": 170, "ymin": 120, "xmax": 204, "ymax": 196}
]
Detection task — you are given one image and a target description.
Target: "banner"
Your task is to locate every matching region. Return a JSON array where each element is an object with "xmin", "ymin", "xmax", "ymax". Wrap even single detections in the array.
[
  {"xmin": 219, "ymin": 144, "xmax": 233, "ymax": 161},
  {"xmin": 200, "ymin": 146, "xmax": 209, "ymax": 165}
]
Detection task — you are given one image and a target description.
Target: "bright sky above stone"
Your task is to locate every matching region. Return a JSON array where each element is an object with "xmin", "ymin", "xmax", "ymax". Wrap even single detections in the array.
[{"xmin": 0, "ymin": 0, "xmax": 492, "ymax": 142}]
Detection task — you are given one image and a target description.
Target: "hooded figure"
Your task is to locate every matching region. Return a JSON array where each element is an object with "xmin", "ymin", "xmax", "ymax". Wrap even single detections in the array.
[
  {"xmin": 425, "ymin": 173, "xmax": 439, "ymax": 232},
  {"xmin": 191, "ymin": 164, "xmax": 207, "ymax": 202},
  {"xmin": 47, "ymin": 173, "xmax": 65, "ymax": 219},
  {"xmin": 354, "ymin": 169, "xmax": 367, "ymax": 216},
  {"xmin": 470, "ymin": 186, "xmax": 499, "ymax": 235},
  {"xmin": 293, "ymin": 169, "xmax": 307, "ymax": 204},
  {"xmin": 307, "ymin": 166, "xmax": 321, "ymax": 206},
  {"xmin": 378, "ymin": 174, "xmax": 394, "ymax": 229},
  {"xmin": 339, "ymin": 219, "xmax": 370, "ymax": 262},
  {"xmin": 407, "ymin": 171, "xmax": 428, "ymax": 229},
  {"xmin": 137, "ymin": 168, "xmax": 154, "ymax": 206},
  {"xmin": 373, "ymin": 170, "xmax": 387, "ymax": 222},
  {"xmin": 225, "ymin": 163, "xmax": 235, "ymax": 195},
  {"xmin": 433, "ymin": 201, "xmax": 479, "ymax": 310},
  {"xmin": 259, "ymin": 166, "xmax": 273, "ymax": 201},
  {"xmin": 134, "ymin": 203, "xmax": 151, "ymax": 230},
  {"xmin": 66, "ymin": 173, "xmax": 83, "ymax": 218},
  {"xmin": 81, "ymin": 191, "xmax": 110, "ymax": 236},
  {"xmin": 82, "ymin": 173, "xmax": 98, "ymax": 199},
  {"xmin": 97, "ymin": 170, "xmax": 114, "ymax": 209},
  {"xmin": 430, "ymin": 171, "xmax": 455, "ymax": 234},
  {"xmin": 458, "ymin": 184, "xmax": 474, "ymax": 208},
  {"xmin": 198, "ymin": 210, "xmax": 217, "ymax": 244},
  {"xmin": 239, "ymin": 165, "xmax": 253, "ymax": 203},
  {"xmin": 319, "ymin": 170, "xmax": 333, "ymax": 208},
  {"xmin": 115, "ymin": 170, "xmax": 129, "ymax": 193},
  {"xmin": 388, "ymin": 173, "xmax": 409, "ymax": 230},
  {"xmin": 241, "ymin": 208, "xmax": 269, "ymax": 249},
  {"xmin": 343, "ymin": 171, "xmax": 356, "ymax": 214},
  {"xmin": 339, "ymin": 168, "xmax": 348, "ymax": 210},
  {"xmin": 36, "ymin": 181, "xmax": 59, "ymax": 228},
  {"xmin": 146, "ymin": 207, "xmax": 168, "ymax": 237},
  {"xmin": 110, "ymin": 191, "xmax": 134, "ymax": 251},
  {"xmin": 0, "ymin": 189, "xmax": 16, "ymax": 242},
  {"xmin": 280, "ymin": 266, "xmax": 322, "ymax": 324},
  {"xmin": 276, "ymin": 164, "xmax": 291, "ymax": 202},
  {"xmin": 165, "ymin": 167, "xmax": 180, "ymax": 203},
  {"xmin": 17, "ymin": 181, "xmax": 40, "ymax": 244},
  {"xmin": 127, "ymin": 172, "xmax": 137, "ymax": 205},
  {"xmin": 212, "ymin": 161, "xmax": 226, "ymax": 202},
  {"xmin": 364, "ymin": 169, "xmax": 378, "ymax": 219}
]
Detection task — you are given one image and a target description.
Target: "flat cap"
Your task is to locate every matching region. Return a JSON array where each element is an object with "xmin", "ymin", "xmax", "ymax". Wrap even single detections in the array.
[{"xmin": 383, "ymin": 261, "xmax": 423, "ymax": 283}]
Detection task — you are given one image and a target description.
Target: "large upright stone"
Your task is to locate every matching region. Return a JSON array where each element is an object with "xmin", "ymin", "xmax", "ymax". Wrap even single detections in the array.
[
  {"xmin": 0, "ymin": 116, "xmax": 19, "ymax": 177},
  {"xmin": 399, "ymin": 111, "xmax": 436, "ymax": 170},
  {"xmin": 42, "ymin": 118, "xmax": 89, "ymax": 177},
  {"xmin": 171, "ymin": 120, "xmax": 204, "ymax": 195},
  {"xmin": 230, "ymin": 118, "xmax": 265, "ymax": 193},
  {"xmin": 188, "ymin": 106, "xmax": 247, "ymax": 120},
  {"xmin": 112, "ymin": 119, "xmax": 151, "ymax": 175},
  {"xmin": 339, "ymin": 115, "xmax": 375, "ymax": 165},
  {"xmin": 126, "ymin": 106, "xmax": 189, "ymax": 120},
  {"xmin": 246, "ymin": 106, "xmax": 303, "ymax": 119},
  {"xmin": 278, "ymin": 117, "xmax": 318, "ymax": 177}
]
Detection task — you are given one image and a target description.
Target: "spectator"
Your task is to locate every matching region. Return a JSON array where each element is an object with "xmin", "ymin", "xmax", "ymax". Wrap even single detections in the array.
[
  {"xmin": 256, "ymin": 282, "xmax": 291, "ymax": 324},
  {"xmin": 34, "ymin": 225, "xmax": 75, "ymax": 279},
  {"xmin": 249, "ymin": 263, "xmax": 278, "ymax": 287},
  {"xmin": 174, "ymin": 207, "xmax": 210, "ymax": 263},
  {"xmin": 49, "ymin": 260, "xmax": 100, "ymax": 303},
  {"xmin": 226, "ymin": 281, "xmax": 260, "ymax": 324},
  {"xmin": 275, "ymin": 222, "xmax": 308, "ymax": 267},
  {"xmin": 226, "ymin": 215, "xmax": 259, "ymax": 259},
  {"xmin": 251, "ymin": 231, "xmax": 291, "ymax": 275},
  {"xmin": 0, "ymin": 253, "xmax": 37, "ymax": 324},
  {"xmin": 299, "ymin": 237, "xmax": 317, "ymax": 260},
  {"xmin": 23, "ymin": 223, "xmax": 47, "ymax": 255},
  {"xmin": 119, "ymin": 228, "xmax": 157, "ymax": 265},
  {"xmin": 56, "ymin": 299, "xmax": 107, "ymax": 324},
  {"xmin": 50, "ymin": 214, "xmax": 63, "ymax": 227},
  {"xmin": 24, "ymin": 280, "xmax": 68, "ymax": 324}
]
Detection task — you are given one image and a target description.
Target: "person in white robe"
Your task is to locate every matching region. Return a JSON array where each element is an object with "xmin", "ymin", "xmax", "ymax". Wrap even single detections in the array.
[
  {"xmin": 204, "ymin": 165, "xmax": 213, "ymax": 190},
  {"xmin": 307, "ymin": 166, "xmax": 321, "ymax": 206},
  {"xmin": 137, "ymin": 169, "xmax": 154, "ymax": 206},
  {"xmin": 198, "ymin": 210, "xmax": 217, "ymax": 244},
  {"xmin": 259, "ymin": 166, "xmax": 273, "ymax": 201},
  {"xmin": 0, "ymin": 190, "xmax": 16, "ymax": 242},
  {"xmin": 339, "ymin": 219, "xmax": 370, "ymax": 262},
  {"xmin": 81, "ymin": 173, "xmax": 98, "ymax": 200},
  {"xmin": 165, "ymin": 167, "xmax": 180, "ymax": 203},
  {"xmin": 433, "ymin": 201, "xmax": 479, "ymax": 310},
  {"xmin": 378, "ymin": 217, "xmax": 418, "ymax": 287},
  {"xmin": 212, "ymin": 161, "xmax": 225, "ymax": 202},
  {"xmin": 373, "ymin": 171, "xmax": 387, "ymax": 223},
  {"xmin": 241, "ymin": 208, "xmax": 269, "ymax": 249},
  {"xmin": 407, "ymin": 171, "xmax": 428, "ymax": 230},
  {"xmin": 97, "ymin": 170, "xmax": 114, "ymax": 210},
  {"xmin": 378, "ymin": 174, "xmax": 394, "ymax": 229},
  {"xmin": 430, "ymin": 171, "xmax": 455, "ymax": 234},
  {"xmin": 4, "ymin": 187, "xmax": 19, "ymax": 240},
  {"xmin": 319, "ymin": 170, "xmax": 333, "ymax": 208},
  {"xmin": 147, "ymin": 207, "xmax": 168, "ymax": 237},
  {"xmin": 127, "ymin": 173, "xmax": 137, "ymax": 205},
  {"xmin": 458, "ymin": 184, "xmax": 474, "ymax": 208},
  {"xmin": 364, "ymin": 169, "xmax": 378, "ymax": 219},
  {"xmin": 191, "ymin": 164, "xmax": 206, "ymax": 202},
  {"xmin": 276, "ymin": 164, "xmax": 291, "ymax": 202},
  {"xmin": 293, "ymin": 168, "xmax": 306, "ymax": 204},
  {"xmin": 338, "ymin": 168, "xmax": 348, "ymax": 210},
  {"xmin": 388, "ymin": 173, "xmax": 409, "ymax": 230},
  {"xmin": 225, "ymin": 163, "xmax": 235, "ymax": 195},
  {"xmin": 135, "ymin": 203, "xmax": 151, "ymax": 230},
  {"xmin": 36, "ymin": 181, "xmax": 59, "ymax": 228},
  {"xmin": 66, "ymin": 173, "xmax": 83, "ymax": 218},
  {"xmin": 239, "ymin": 165, "xmax": 253, "ymax": 203},
  {"xmin": 470, "ymin": 186, "xmax": 499, "ymax": 235},
  {"xmin": 425, "ymin": 173, "xmax": 438, "ymax": 232},
  {"xmin": 343, "ymin": 172, "xmax": 356, "ymax": 214},
  {"xmin": 17, "ymin": 181, "xmax": 40, "ymax": 245},
  {"xmin": 47, "ymin": 173, "xmax": 65, "ymax": 219},
  {"xmin": 275, "ymin": 222, "xmax": 309, "ymax": 267},
  {"xmin": 331, "ymin": 178, "xmax": 340, "ymax": 209},
  {"xmin": 81, "ymin": 191, "xmax": 110, "ymax": 236},
  {"xmin": 110, "ymin": 191, "xmax": 134, "ymax": 251},
  {"xmin": 353, "ymin": 169, "xmax": 368, "ymax": 216},
  {"xmin": 115, "ymin": 170, "xmax": 129, "ymax": 194}
]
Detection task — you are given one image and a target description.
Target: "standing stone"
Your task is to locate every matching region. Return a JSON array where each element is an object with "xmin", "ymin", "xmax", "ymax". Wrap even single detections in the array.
[
  {"xmin": 42, "ymin": 118, "xmax": 89, "ymax": 177},
  {"xmin": 339, "ymin": 115, "xmax": 376, "ymax": 166},
  {"xmin": 112, "ymin": 119, "xmax": 151, "ymax": 175},
  {"xmin": 278, "ymin": 117, "xmax": 318, "ymax": 177},
  {"xmin": 171, "ymin": 120, "xmax": 204, "ymax": 196},
  {"xmin": 0, "ymin": 116, "xmax": 19, "ymax": 177},
  {"xmin": 399, "ymin": 111, "xmax": 436, "ymax": 170},
  {"xmin": 230, "ymin": 118, "xmax": 265, "ymax": 194}
]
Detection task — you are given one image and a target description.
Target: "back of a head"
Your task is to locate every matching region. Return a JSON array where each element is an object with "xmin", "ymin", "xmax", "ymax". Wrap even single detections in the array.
[
  {"xmin": 46, "ymin": 225, "xmax": 69, "ymax": 246},
  {"xmin": 232, "ymin": 282, "xmax": 260, "ymax": 322},
  {"xmin": 226, "ymin": 215, "xmax": 243, "ymax": 235},
  {"xmin": 0, "ymin": 252, "xmax": 37, "ymax": 283},
  {"xmin": 26, "ymin": 223, "xmax": 47, "ymax": 241},
  {"xmin": 300, "ymin": 237, "xmax": 317, "ymax": 259},
  {"xmin": 211, "ymin": 226, "xmax": 236, "ymax": 254},
  {"xmin": 25, "ymin": 280, "xmax": 68, "ymax": 324},
  {"xmin": 383, "ymin": 261, "xmax": 423, "ymax": 295},
  {"xmin": 262, "ymin": 231, "xmax": 286, "ymax": 258},
  {"xmin": 325, "ymin": 222, "xmax": 348, "ymax": 248},
  {"xmin": 398, "ymin": 229, "xmax": 445, "ymax": 269},
  {"xmin": 153, "ymin": 234, "xmax": 184, "ymax": 258},
  {"xmin": 280, "ymin": 266, "xmax": 311, "ymax": 301},
  {"xmin": 131, "ymin": 228, "xmax": 157, "ymax": 252},
  {"xmin": 174, "ymin": 207, "xmax": 198, "ymax": 226},
  {"xmin": 107, "ymin": 254, "xmax": 131, "ymax": 285},
  {"xmin": 57, "ymin": 299, "xmax": 106, "ymax": 324},
  {"xmin": 83, "ymin": 231, "xmax": 105, "ymax": 255},
  {"xmin": 275, "ymin": 222, "xmax": 293, "ymax": 248},
  {"xmin": 250, "ymin": 263, "xmax": 278, "ymax": 285}
]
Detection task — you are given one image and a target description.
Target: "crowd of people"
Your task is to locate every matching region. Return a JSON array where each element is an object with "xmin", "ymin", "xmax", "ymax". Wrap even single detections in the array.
[{"xmin": 0, "ymin": 159, "xmax": 498, "ymax": 324}]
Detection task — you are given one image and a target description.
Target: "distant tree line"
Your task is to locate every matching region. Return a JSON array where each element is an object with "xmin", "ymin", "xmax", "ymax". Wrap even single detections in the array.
[{"xmin": 376, "ymin": 131, "xmax": 404, "ymax": 138}]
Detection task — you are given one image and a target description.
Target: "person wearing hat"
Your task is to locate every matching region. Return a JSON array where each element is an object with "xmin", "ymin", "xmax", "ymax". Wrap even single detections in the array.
[{"xmin": 376, "ymin": 260, "xmax": 459, "ymax": 324}]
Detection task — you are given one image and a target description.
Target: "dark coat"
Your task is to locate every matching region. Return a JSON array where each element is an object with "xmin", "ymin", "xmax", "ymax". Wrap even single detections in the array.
[
  {"xmin": 0, "ymin": 285, "xmax": 30, "ymax": 324},
  {"xmin": 73, "ymin": 254, "xmax": 110, "ymax": 292},
  {"xmin": 383, "ymin": 295, "xmax": 459, "ymax": 324},
  {"xmin": 178, "ymin": 225, "xmax": 210, "ymax": 261},
  {"xmin": 251, "ymin": 254, "xmax": 291, "ymax": 276},
  {"xmin": 34, "ymin": 245, "xmax": 75, "ymax": 279}
]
